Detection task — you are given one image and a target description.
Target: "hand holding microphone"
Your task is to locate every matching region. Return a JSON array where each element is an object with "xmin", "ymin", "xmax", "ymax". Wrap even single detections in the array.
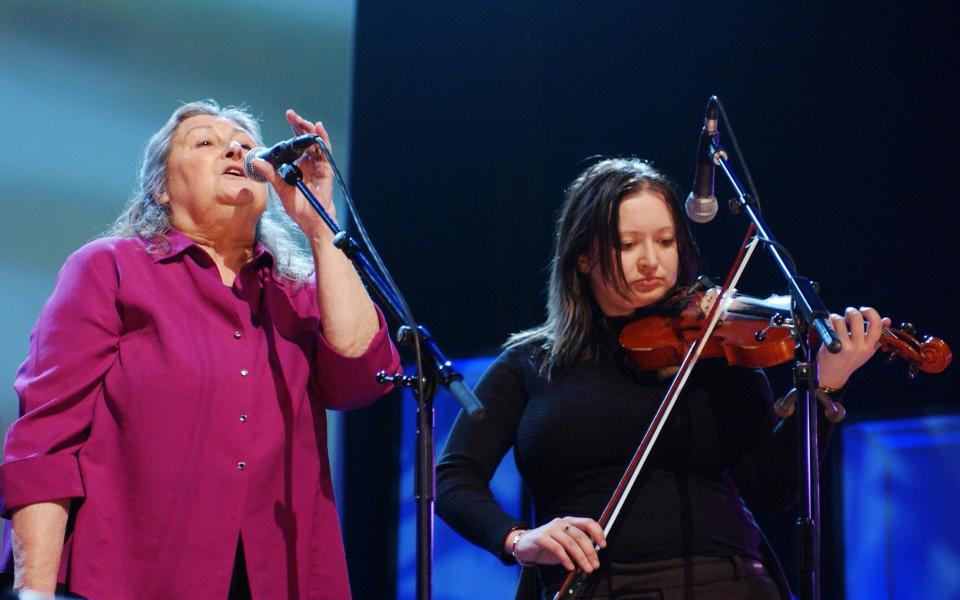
[
  {"xmin": 246, "ymin": 109, "xmax": 338, "ymax": 235},
  {"xmin": 243, "ymin": 133, "xmax": 321, "ymax": 183}
]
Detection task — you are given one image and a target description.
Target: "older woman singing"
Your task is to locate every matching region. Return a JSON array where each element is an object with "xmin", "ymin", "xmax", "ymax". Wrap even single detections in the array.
[{"xmin": 0, "ymin": 100, "xmax": 400, "ymax": 599}]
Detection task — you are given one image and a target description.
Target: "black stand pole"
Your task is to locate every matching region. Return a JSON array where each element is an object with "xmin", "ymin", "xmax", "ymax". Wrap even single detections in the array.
[
  {"xmin": 276, "ymin": 162, "xmax": 484, "ymax": 600},
  {"xmin": 707, "ymin": 134, "xmax": 839, "ymax": 600},
  {"xmin": 413, "ymin": 360, "xmax": 439, "ymax": 600},
  {"xmin": 791, "ymin": 319, "xmax": 821, "ymax": 600}
]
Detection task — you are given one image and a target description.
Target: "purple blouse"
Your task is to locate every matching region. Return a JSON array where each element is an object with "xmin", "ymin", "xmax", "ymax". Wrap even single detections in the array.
[{"xmin": 0, "ymin": 230, "xmax": 400, "ymax": 599}]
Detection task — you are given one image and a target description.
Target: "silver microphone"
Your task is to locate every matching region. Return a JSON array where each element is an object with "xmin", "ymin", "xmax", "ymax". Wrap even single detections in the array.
[
  {"xmin": 243, "ymin": 134, "xmax": 319, "ymax": 183},
  {"xmin": 685, "ymin": 96, "xmax": 720, "ymax": 223}
]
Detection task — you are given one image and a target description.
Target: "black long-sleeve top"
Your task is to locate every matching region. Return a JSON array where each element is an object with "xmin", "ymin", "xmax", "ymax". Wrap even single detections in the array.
[{"xmin": 436, "ymin": 321, "xmax": 833, "ymax": 590}]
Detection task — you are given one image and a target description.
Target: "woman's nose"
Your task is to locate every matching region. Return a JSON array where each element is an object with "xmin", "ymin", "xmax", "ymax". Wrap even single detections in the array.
[
  {"xmin": 636, "ymin": 242, "xmax": 658, "ymax": 269},
  {"xmin": 225, "ymin": 140, "xmax": 244, "ymax": 159}
]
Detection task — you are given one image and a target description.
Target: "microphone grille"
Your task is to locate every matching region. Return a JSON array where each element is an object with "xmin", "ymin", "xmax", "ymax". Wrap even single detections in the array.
[
  {"xmin": 685, "ymin": 193, "xmax": 719, "ymax": 224},
  {"xmin": 243, "ymin": 148, "xmax": 269, "ymax": 183}
]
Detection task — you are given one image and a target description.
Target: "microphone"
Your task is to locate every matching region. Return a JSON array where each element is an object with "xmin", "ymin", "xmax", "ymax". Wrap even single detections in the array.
[
  {"xmin": 685, "ymin": 96, "xmax": 721, "ymax": 223},
  {"xmin": 243, "ymin": 134, "xmax": 319, "ymax": 182}
]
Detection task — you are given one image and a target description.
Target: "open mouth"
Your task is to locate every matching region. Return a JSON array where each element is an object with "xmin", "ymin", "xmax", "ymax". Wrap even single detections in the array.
[{"xmin": 223, "ymin": 166, "xmax": 245, "ymax": 177}]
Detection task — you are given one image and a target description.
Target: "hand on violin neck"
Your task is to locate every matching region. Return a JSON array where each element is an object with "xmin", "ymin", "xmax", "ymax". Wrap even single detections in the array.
[{"xmin": 816, "ymin": 306, "xmax": 890, "ymax": 389}]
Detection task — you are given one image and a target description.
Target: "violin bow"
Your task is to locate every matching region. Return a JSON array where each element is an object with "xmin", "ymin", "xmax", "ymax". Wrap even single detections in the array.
[{"xmin": 554, "ymin": 225, "xmax": 760, "ymax": 599}]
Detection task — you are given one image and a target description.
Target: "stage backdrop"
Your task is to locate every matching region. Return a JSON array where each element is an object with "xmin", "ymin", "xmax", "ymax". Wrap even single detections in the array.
[
  {"xmin": 2, "ymin": 2, "xmax": 958, "ymax": 598},
  {"xmin": 345, "ymin": 1, "xmax": 960, "ymax": 597}
]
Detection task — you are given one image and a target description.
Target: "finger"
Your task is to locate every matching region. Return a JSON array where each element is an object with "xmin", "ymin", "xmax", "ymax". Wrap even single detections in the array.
[
  {"xmin": 828, "ymin": 313, "xmax": 850, "ymax": 348},
  {"xmin": 844, "ymin": 307, "xmax": 867, "ymax": 347},
  {"xmin": 860, "ymin": 307, "xmax": 884, "ymax": 345},
  {"xmin": 250, "ymin": 158, "xmax": 283, "ymax": 188},
  {"xmin": 564, "ymin": 525, "xmax": 601, "ymax": 569},
  {"xmin": 554, "ymin": 526, "xmax": 595, "ymax": 573},
  {"xmin": 285, "ymin": 108, "xmax": 316, "ymax": 136},
  {"xmin": 538, "ymin": 537, "xmax": 577, "ymax": 571},
  {"xmin": 569, "ymin": 517, "xmax": 607, "ymax": 549},
  {"xmin": 286, "ymin": 108, "xmax": 307, "ymax": 128},
  {"xmin": 303, "ymin": 142, "xmax": 326, "ymax": 165},
  {"xmin": 540, "ymin": 537, "xmax": 575, "ymax": 571},
  {"xmin": 313, "ymin": 120, "xmax": 333, "ymax": 153}
]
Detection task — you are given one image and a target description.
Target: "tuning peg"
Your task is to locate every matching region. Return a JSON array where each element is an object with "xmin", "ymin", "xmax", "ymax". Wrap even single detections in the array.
[
  {"xmin": 884, "ymin": 352, "xmax": 898, "ymax": 365},
  {"xmin": 774, "ymin": 388, "xmax": 798, "ymax": 418},
  {"xmin": 900, "ymin": 322, "xmax": 917, "ymax": 336},
  {"xmin": 907, "ymin": 363, "xmax": 919, "ymax": 379}
]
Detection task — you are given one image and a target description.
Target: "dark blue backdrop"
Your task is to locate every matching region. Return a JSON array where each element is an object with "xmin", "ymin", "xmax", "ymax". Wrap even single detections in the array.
[{"xmin": 342, "ymin": 2, "xmax": 960, "ymax": 597}]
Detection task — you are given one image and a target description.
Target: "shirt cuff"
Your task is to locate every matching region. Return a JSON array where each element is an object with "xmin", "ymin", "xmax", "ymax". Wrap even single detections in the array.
[
  {"xmin": 0, "ymin": 454, "xmax": 85, "ymax": 518},
  {"xmin": 314, "ymin": 307, "xmax": 401, "ymax": 409}
]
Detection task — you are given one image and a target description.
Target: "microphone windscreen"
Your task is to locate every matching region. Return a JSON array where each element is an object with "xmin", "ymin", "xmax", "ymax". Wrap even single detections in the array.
[
  {"xmin": 685, "ymin": 192, "xmax": 719, "ymax": 224},
  {"xmin": 243, "ymin": 148, "xmax": 270, "ymax": 183}
]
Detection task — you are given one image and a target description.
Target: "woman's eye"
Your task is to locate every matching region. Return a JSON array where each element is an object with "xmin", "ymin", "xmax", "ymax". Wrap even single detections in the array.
[
  {"xmin": 619, "ymin": 241, "xmax": 636, "ymax": 250},
  {"xmin": 241, "ymin": 143, "xmax": 253, "ymax": 150},
  {"xmin": 659, "ymin": 238, "xmax": 676, "ymax": 247},
  {"xmin": 196, "ymin": 139, "xmax": 212, "ymax": 147}
]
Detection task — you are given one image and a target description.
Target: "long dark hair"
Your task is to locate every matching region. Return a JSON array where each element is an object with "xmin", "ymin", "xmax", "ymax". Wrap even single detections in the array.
[{"xmin": 507, "ymin": 158, "xmax": 701, "ymax": 376}]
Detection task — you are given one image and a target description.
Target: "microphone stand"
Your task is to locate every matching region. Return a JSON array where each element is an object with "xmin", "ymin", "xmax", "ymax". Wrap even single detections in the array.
[
  {"xmin": 706, "ymin": 136, "xmax": 841, "ymax": 600},
  {"xmin": 275, "ymin": 161, "xmax": 484, "ymax": 600}
]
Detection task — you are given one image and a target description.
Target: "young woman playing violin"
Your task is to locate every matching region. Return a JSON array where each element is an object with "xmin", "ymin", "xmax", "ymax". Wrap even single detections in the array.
[{"xmin": 435, "ymin": 158, "xmax": 886, "ymax": 599}]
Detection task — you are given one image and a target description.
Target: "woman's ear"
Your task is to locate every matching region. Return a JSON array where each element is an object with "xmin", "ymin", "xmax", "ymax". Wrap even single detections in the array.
[{"xmin": 577, "ymin": 255, "xmax": 591, "ymax": 274}]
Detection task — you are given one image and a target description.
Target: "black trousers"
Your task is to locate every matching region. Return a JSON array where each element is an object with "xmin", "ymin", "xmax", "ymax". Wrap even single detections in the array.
[
  {"xmin": 545, "ymin": 556, "xmax": 781, "ymax": 600},
  {"xmin": 228, "ymin": 536, "xmax": 252, "ymax": 600}
]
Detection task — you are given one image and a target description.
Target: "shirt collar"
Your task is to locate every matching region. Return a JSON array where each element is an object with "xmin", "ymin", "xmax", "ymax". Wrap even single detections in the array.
[{"xmin": 145, "ymin": 228, "xmax": 275, "ymax": 269}]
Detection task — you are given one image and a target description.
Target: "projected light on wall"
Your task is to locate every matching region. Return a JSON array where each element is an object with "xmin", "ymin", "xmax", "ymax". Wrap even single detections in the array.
[
  {"xmin": 843, "ymin": 415, "xmax": 960, "ymax": 599},
  {"xmin": 397, "ymin": 356, "xmax": 524, "ymax": 599},
  {"xmin": 0, "ymin": 0, "xmax": 357, "ymax": 438}
]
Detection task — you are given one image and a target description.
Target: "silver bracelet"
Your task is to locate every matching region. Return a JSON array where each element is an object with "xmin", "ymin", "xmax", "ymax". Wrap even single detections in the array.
[
  {"xmin": 817, "ymin": 384, "xmax": 844, "ymax": 395},
  {"xmin": 511, "ymin": 529, "xmax": 536, "ymax": 567}
]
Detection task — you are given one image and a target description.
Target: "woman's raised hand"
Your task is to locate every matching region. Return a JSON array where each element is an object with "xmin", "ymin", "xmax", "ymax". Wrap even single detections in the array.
[
  {"xmin": 816, "ymin": 306, "xmax": 891, "ymax": 389},
  {"xmin": 250, "ymin": 109, "xmax": 336, "ymax": 238}
]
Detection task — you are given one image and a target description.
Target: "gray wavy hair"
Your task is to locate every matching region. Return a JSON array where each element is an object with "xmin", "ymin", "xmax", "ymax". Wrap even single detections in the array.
[{"xmin": 111, "ymin": 99, "xmax": 314, "ymax": 284}]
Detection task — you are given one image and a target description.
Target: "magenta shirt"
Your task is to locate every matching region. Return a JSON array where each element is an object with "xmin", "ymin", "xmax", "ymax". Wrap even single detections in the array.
[{"xmin": 0, "ymin": 230, "xmax": 400, "ymax": 599}]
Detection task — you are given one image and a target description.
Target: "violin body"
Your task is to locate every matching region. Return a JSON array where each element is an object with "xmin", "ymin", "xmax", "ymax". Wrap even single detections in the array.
[
  {"xmin": 618, "ymin": 300, "xmax": 795, "ymax": 370},
  {"xmin": 619, "ymin": 287, "xmax": 952, "ymax": 375}
]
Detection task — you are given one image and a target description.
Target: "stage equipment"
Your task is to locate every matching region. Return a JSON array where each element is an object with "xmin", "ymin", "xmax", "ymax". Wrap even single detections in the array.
[{"xmin": 255, "ymin": 134, "xmax": 485, "ymax": 600}]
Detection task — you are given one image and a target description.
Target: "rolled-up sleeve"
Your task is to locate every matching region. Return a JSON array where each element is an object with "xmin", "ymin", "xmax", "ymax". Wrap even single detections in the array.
[
  {"xmin": 311, "ymin": 307, "xmax": 400, "ymax": 410},
  {"xmin": 0, "ymin": 242, "xmax": 121, "ymax": 517}
]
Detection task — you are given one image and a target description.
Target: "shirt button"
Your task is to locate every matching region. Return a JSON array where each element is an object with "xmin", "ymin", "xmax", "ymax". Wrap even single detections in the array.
[
  {"xmin": 240, "ymin": 414, "xmax": 248, "ymax": 423},
  {"xmin": 237, "ymin": 461, "xmax": 247, "ymax": 470},
  {"xmin": 240, "ymin": 369, "xmax": 249, "ymax": 377},
  {"xmin": 233, "ymin": 331, "xmax": 242, "ymax": 339}
]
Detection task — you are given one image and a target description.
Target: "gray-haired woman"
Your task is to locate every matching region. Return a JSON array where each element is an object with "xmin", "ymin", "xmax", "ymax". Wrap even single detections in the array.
[{"xmin": 0, "ymin": 100, "xmax": 400, "ymax": 599}]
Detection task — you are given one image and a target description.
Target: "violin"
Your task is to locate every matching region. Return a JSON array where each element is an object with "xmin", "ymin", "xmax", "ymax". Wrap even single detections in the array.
[
  {"xmin": 619, "ymin": 286, "xmax": 952, "ymax": 376},
  {"xmin": 558, "ymin": 284, "xmax": 951, "ymax": 599}
]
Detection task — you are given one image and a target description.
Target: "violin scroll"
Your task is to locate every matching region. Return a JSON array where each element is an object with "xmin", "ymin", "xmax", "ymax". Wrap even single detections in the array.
[{"xmin": 878, "ymin": 323, "xmax": 952, "ymax": 377}]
